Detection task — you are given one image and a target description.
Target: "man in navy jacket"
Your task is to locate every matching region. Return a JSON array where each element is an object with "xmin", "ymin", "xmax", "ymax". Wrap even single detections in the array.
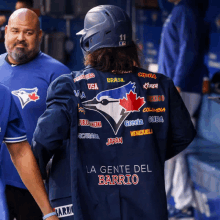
[{"xmin": 32, "ymin": 5, "xmax": 196, "ymax": 220}]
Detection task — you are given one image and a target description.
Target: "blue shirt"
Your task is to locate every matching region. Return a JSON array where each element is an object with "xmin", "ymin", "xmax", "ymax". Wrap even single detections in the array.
[
  {"xmin": 0, "ymin": 83, "xmax": 27, "ymax": 220},
  {"xmin": 158, "ymin": 0, "xmax": 208, "ymax": 93},
  {"xmin": 32, "ymin": 67, "xmax": 196, "ymax": 220},
  {"xmin": 0, "ymin": 52, "xmax": 70, "ymax": 189},
  {"xmin": 0, "ymin": 83, "xmax": 26, "ymax": 145}
]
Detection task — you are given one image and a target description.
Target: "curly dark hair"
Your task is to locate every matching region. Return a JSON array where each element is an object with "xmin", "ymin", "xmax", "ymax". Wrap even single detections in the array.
[{"xmin": 84, "ymin": 41, "xmax": 141, "ymax": 74}]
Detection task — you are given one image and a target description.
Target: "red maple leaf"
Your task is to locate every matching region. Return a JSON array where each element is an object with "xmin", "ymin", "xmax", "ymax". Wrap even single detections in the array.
[
  {"xmin": 119, "ymin": 91, "xmax": 145, "ymax": 112},
  {"xmin": 29, "ymin": 93, "xmax": 39, "ymax": 101}
]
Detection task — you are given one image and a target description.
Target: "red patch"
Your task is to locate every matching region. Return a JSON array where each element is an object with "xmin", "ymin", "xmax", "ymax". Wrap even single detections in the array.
[
  {"xmin": 29, "ymin": 93, "xmax": 39, "ymax": 101},
  {"xmin": 119, "ymin": 91, "xmax": 145, "ymax": 112}
]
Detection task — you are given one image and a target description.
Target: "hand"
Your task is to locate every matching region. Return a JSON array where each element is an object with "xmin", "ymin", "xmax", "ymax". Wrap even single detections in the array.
[{"xmin": 176, "ymin": 86, "xmax": 181, "ymax": 93}]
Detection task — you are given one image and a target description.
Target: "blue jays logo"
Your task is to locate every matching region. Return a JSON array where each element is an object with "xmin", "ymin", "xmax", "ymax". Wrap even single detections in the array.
[
  {"xmin": 12, "ymin": 87, "xmax": 40, "ymax": 109},
  {"xmin": 82, "ymin": 82, "xmax": 145, "ymax": 135}
]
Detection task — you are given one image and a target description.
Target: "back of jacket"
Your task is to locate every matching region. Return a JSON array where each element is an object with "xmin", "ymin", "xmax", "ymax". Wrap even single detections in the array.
[{"xmin": 33, "ymin": 66, "xmax": 196, "ymax": 220}]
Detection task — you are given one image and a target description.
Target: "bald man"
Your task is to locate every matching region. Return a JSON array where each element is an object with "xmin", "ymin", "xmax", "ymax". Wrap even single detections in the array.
[{"xmin": 0, "ymin": 9, "xmax": 70, "ymax": 220}]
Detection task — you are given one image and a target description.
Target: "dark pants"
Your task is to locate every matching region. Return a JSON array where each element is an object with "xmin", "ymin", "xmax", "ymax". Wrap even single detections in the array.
[
  {"xmin": 51, "ymin": 196, "xmax": 74, "ymax": 219},
  {"xmin": 5, "ymin": 185, "xmax": 42, "ymax": 220}
]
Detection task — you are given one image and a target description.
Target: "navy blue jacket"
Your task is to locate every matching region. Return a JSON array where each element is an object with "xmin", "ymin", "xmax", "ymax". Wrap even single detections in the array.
[{"xmin": 32, "ymin": 67, "xmax": 196, "ymax": 220}]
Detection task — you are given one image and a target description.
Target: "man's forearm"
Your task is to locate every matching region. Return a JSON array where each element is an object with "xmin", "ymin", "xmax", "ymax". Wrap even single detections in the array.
[{"xmin": 6, "ymin": 141, "xmax": 56, "ymax": 217}]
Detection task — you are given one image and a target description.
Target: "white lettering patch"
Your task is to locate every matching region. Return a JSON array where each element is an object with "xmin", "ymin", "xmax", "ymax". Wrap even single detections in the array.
[
  {"xmin": 143, "ymin": 82, "xmax": 158, "ymax": 90},
  {"xmin": 148, "ymin": 116, "xmax": 164, "ymax": 123},
  {"xmin": 78, "ymin": 133, "xmax": 100, "ymax": 139},
  {"xmin": 87, "ymin": 83, "xmax": 99, "ymax": 90},
  {"xmin": 124, "ymin": 119, "xmax": 143, "ymax": 127},
  {"xmin": 54, "ymin": 204, "xmax": 74, "ymax": 218}
]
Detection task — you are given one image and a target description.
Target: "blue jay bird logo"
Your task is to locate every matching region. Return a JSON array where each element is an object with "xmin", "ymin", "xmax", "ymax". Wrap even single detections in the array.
[
  {"xmin": 82, "ymin": 82, "xmax": 145, "ymax": 135},
  {"xmin": 12, "ymin": 87, "xmax": 40, "ymax": 109}
]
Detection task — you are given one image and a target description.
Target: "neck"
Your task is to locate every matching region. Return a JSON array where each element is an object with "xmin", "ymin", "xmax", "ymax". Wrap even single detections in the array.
[{"xmin": 7, "ymin": 55, "xmax": 21, "ymax": 65}]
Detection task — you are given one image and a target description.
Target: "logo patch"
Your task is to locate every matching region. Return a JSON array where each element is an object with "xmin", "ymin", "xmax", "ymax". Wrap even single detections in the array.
[
  {"xmin": 12, "ymin": 87, "xmax": 40, "ymax": 109},
  {"xmin": 124, "ymin": 119, "xmax": 144, "ymax": 127},
  {"xmin": 119, "ymin": 41, "xmax": 126, "ymax": 46},
  {"xmin": 54, "ymin": 204, "xmax": 74, "ymax": 218},
  {"xmin": 74, "ymin": 73, "xmax": 95, "ymax": 82},
  {"xmin": 82, "ymin": 82, "xmax": 145, "ymax": 135},
  {"xmin": 107, "ymin": 78, "xmax": 125, "ymax": 83},
  {"xmin": 87, "ymin": 83, "xmax": 99, "ymax": 90},
  {"xmin": 143, "ymin": 107, "xmax": 166, "ymax": 112},
  {"xmin": 147, "ymin": 95, "xmax": 165, "ymax": 102},
  {"xmin": 130, "ymin": 129, "xmax": 153, "ymax": 137},
  {"xmin": 138, "ymin": 72, "xmax": 157, "ymax": 79},
  {"xmin": 79, "ymin": 119, "xmax": 102, "ymax": 128},
  {"xmin": 74, "ymin": 90, "xmax": 86, "ymax": 99},
  {"xmin": 148, "ymin": 116, "xmax": 164, "ymax": 123},
  {"xmin": 78, "ymin": 104, "xmax": 85, "ymax": 114},
  {"xmin": 98, "ymin": 174, "xmax": 139, "ymax": 185},
  {"xmin": 143, "ymin": 83, "xmax": 158, "ymax": 89},
  {"xmin": 78, "ymin": 133, "xmax": 100, "ymax": 139},
  {"xmin": 106, "ymin": 137, "xmax": 123, "ymax": 146}
]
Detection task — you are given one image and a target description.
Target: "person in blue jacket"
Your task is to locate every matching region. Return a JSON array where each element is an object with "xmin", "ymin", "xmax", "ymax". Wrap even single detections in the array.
[
  {"xmin": 158, "ymin": 0, "xmax": 209, "ymax": 218},
  {"xmin": 32, "ymin": 5, "xmax": 196, "ymax": 220},
  {"xmin": 0, "ymin": 83, "xmax": 59, "ymax": 220},
  {"xmin": 0, "ymin": 8, "xmax": 70, "ymax": 220}
]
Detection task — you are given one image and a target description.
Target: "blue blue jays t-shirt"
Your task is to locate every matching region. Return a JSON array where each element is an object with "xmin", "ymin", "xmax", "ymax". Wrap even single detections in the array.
[
  {"xmin": 0, "ymin": 52, "xmax": 70, "ymax": 189},
  {"xmin": 32, "ymin": 67, "xmax": 196, "ymax": 220}
]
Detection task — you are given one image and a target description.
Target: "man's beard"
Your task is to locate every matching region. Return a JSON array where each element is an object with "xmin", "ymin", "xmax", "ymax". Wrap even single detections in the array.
[{"xmin": 5, "ymin": 41, "xmax": 38, "ymax": 64}]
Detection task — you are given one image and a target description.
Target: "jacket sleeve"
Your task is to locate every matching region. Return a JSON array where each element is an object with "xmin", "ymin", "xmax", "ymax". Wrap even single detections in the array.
[
  {"xmin": 166, "ymin": 79, "xmax": 196, "ymax": 160},
  {"xmin": 172, "ymin": 6, "xmax": 200, "ymax": 88},
  {"xmin": 31, "ymin": 75, "xmax": 77, "ymax": 179}
]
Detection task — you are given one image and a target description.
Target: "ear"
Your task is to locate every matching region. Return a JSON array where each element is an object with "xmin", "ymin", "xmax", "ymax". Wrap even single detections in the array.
[
  {"xmin": 38, "ymin": 29, "xmax": 43, "ymax": 42},
  {"xmin": 5, "ymin": 25, "xmax": 8, "ymax": 35}
]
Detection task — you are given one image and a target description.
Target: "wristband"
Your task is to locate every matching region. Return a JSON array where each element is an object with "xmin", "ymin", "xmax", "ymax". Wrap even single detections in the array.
[{"xmin": 43, "ymin": 212, "xmax": 57, "ymax": 220}]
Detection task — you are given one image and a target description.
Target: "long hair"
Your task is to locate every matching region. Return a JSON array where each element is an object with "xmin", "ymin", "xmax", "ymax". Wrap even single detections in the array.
[{"xmin": 84, "ymin": 41, "xmax": 141, "ymax": 74}]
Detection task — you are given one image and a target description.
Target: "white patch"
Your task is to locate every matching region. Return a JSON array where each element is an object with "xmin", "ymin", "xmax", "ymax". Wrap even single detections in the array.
[
  {"xmin": 148, "ymin": 116, "xmax": 164, "ymax": 123},
  {"xmin": 55, "ymin": 204, "xmax": 74, "ymax": 218},
  {"xmin": 124, "ymin": 119, "xmax": 144, "ymax": 127},
  {"xmin": 143, "ymin": 82, "xmax": 158, "ymax": 90},
  {"xmin": 78, "ymin": 133, "xmax": 100, "ymax": 139}
]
